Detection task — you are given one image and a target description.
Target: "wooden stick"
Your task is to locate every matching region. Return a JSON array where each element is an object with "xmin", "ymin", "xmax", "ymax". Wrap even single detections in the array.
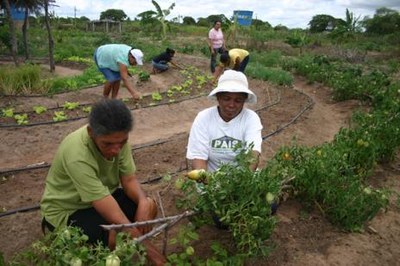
[
  {"xmin": 157, "ymin": 191, "xmax": 168, "ymax": 256},
  {"xmin": 100, "ymin": 210, "xmax": 195, "ymax": 231}
]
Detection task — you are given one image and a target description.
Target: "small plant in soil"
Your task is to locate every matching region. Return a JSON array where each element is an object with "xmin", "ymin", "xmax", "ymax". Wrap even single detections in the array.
[
  {"xmin": 53, "ymin": 111, "xmax": 68, "ymax": 122},
  {"xmin": 62, "ymin": 101, "xmax": 80, "ymax": 110},
  {"xmin": 33, "ymin": 105, "xmax": 47, "ymax": 114},
  {"xmin": 14, "ymin": 114, "xmax": 29, "ymax": 125},
  {"xmin": 2, "ymin": 108, "xmax": 14, "ymax": 118},
  {"xmin": 138, "ymin": 71, "xmax": 150, "ymax": 82},
  {"xmin": 82, "ymin": 106, "xmax": 92, "ymax": 113},
  {"xmin": 151, "ymin": 92, "xmax": 163, "ymax": 102}
]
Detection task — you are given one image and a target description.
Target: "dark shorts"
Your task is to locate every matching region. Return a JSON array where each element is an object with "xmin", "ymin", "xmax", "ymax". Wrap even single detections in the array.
[
  {"xmin": 94, "ymin": 49, "xmax": 121, "ymax": 82},
  {"xmin": 43, "ymin": 188, "xmax": 137, "ymax": 246}
]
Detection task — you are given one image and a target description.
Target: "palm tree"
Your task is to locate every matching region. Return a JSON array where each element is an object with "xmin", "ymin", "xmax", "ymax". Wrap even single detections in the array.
[{"xmin": 138, "ymin": 0, "xmax": 175, "ymax": 40}]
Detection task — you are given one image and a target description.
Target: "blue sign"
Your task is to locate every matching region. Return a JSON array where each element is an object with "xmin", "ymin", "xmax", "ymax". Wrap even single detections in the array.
[
  {"xmin": 10, "ymin": 4, "xmax": 26, "ymax": 21},
  {"xmin": 233, "ymin": 10, "xmax": 253, "ymax": 26}
]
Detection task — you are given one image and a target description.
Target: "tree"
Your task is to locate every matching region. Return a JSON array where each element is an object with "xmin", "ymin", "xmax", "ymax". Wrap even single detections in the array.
[
  {"xmin": 308, "ymin": 14, "xmax": 337, "ymax": 33},
  {"xmin": 182, "ymin": 16, "xmax": 196, "ymax": 25},
  {"xmin": 137, "ymin": 0, "xmax": 175, "ymax": 40},
  {"xmin": 252, "ymin": 18, "xmax": 271, "ymax": 30},
  {"xmin": 206, "ymin": 14, "xmax": 230, "ymax": 26},
  {"xmin": 341, "ymin": 8, "xmax": 362, "ymax": 32},
  {"xmin": 196, "ymin": 17, "xmax": 209, "ymax": 27},
  {"xmin": 14, "ymin": 0, "xmax": 42, "ymax": 60},
  {"xmin": 100, "ymin": 9, "xmax": 128, "ymax": 21},
  {"xmin": 285, "ymin": 30, "xmax": 309, "ymax": 54},
  {"xmin": 362, "ymin": 7, "xmax": 400, "ymax": 34},
  {"xmin": 274, "ymin": 24, "xmax": 289, "ymax": 31},
  {"xmin": 43, "ymin": 0, "xmax": 55, "ymax": 72},
  {"xmin": 2, "ymin": 0, "xmax": 19, "ymax": 66}
]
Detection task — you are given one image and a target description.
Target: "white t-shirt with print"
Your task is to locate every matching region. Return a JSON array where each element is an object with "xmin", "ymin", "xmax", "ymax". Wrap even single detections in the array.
[{"xmin": 186, "ymin": 106, "xmax": 263, "ymax": 172}]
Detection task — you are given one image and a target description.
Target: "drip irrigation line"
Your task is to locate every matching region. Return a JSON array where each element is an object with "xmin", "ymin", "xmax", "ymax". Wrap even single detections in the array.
[
  {"xmin": 0, "ymin": 90, "xmax": 313, "ymax": 219},
  {"xmin": 263, "ymin": 88, "xmax": 315, "ymax": 140},
  {"xmin": 0, "ymin": 85, "xmax": 99, "ymax": 99},
  {"xmin": 0, "ymin": 92, "xmax": 208, "ymax": 128},
  {"xmin": 0, "ymin": 114, "xmax": 89, "ymax": 128},
  {"xmin": 0, "ymin": 175, "xmax": 165, "ymax": 218},
  {"xmin": 0, "ymin": 88, "xmax": 300, "ymax": 175},
  {"xmin": 0, "ymin": 87, "xmax": 313, "ymax": 177}
]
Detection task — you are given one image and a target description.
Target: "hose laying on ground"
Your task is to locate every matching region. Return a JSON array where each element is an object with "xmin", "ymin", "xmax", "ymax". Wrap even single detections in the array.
[{"xmin": 0, "ymin": 87, "xmax": 313, "ymax": 218}]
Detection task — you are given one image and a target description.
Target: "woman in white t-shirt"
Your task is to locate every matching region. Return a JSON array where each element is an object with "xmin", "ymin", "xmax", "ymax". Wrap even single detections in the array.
[{"xmin": 186, "ymin": 70, "xmax": 262, "ymax": 173}]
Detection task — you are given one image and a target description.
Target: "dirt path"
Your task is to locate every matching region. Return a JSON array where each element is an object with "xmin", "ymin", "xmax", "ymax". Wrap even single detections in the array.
[{"xmin": 1, "ymin": 55, "xmax": 399, "ymax": 265}]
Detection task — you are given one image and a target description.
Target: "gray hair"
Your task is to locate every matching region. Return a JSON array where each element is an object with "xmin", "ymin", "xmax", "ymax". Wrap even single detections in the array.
[{"xmin": 89, "ymin": 99, "xmax": 133, "ymax": 136}]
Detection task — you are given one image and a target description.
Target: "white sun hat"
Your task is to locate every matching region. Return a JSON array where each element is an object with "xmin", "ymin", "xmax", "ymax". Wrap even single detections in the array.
[
  {"xmin": 130, "ymin": 49, "xmax": 144, "ymax": 65},
  {"xmin": 208, "ymin": 70, "xmax": 257, "ymax": 103}
]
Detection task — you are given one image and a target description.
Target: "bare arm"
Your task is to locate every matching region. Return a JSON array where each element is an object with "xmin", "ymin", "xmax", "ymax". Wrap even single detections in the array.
[
  {"xmin": 249, "ymin": 151, "xmax": 260, "ymax": 172},
  {"xmin": 191, "ymin": 158, "xmax": 208, "ymax": 170},
  {"xmin": 233, "ymin": 57, "xmax": 241, "ymax": 70},
  {"xmin": 119, "ymin": 63, "xmax": 140, "ymax": 99},
  {"xmin": 212, "ymin": 65, "xmax": 224, "ymax": 84},
  {"xmin": 92, "ymin": 177, "xmax": 166, "ymax": 265},
  {"xmin": 170, "ymin": 60, "xmax": 182, "ymax": 69}
]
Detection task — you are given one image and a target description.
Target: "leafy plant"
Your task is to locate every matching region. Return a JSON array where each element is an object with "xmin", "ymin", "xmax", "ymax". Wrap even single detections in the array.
[
  {"xmin": 9, "ymin": 226, "xmax": 146, "ymax": 265},
  {"xmin": 2, "ymin": 108, "xmax": 14, "ymax": 118},
  {"xmin": 179, "ymin": 145, "xmax": 280, "ymax": 257},
  {"xmin": 151, "ymin": 92, "xmax": 163, "ymax": 101},
  {"xmin": 53, "ymin": 111, "xmax": 68, "ymax": 122},
  {"xmin": 14, "ymin": 114, "xmax": 29, "ymax": 125},
  {"xmin": 62, "ymin": 101, "xmax": 80, "ymax": 110},
  {"xmin": 137, "ymin": 0, "xmax": 175, "ymax": 40},
  {"xmin": 33, "ymin": 105, "xmax": 47, "ymax": 114},
  {"xmin": 81, "ymin": 106, "xmax": 92, "ymax": 113},
  {"xmin": 138, "ymin": 71, "xmax": 150, "ymax": 81}
]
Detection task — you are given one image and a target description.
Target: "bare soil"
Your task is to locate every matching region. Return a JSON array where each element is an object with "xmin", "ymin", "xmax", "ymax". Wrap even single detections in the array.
[{"xmin": 1, "ymin": 54, "xmax": 399, "ymax": 265}]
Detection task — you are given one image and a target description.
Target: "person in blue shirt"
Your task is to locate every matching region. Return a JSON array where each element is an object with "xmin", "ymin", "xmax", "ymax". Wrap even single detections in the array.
[{"xmin": 94, "ymin": 44, "xmax": 143, "ymax": 100}]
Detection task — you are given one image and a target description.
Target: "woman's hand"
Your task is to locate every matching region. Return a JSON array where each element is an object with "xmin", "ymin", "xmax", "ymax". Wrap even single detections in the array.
[{"xmin": 135, "ymin": 197, "xmax": 157, "ymax": 234}]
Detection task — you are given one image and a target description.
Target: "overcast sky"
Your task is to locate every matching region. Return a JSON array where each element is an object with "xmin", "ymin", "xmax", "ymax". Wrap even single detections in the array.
[{"xmin": 52, "ymin": 0, "xmax": 400, "ymax": 29}]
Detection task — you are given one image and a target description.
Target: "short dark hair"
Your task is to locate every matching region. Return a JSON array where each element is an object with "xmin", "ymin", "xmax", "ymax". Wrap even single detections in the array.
[
  {"xmin": 166, "ymin": 48, "xmax": 175, "ymax": 55},
  {"xmin": 213, "ymin": 20, "xmax": 222, "ymax": 26},
  {"xmin": 89, "ymin": 99, "xmax": 133, "ymax": 136},
  {"xmin": 220, "ymin": 51, "xmax": 230, "ymax": 64}
]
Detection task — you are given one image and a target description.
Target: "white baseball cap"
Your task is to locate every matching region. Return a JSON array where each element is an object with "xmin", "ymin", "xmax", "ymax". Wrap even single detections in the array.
[
  {"xmin": 130, "ymin": 49, "xmax": 143, "ymax": 65},
  {"xmin": 208, "ymin": 70, "xmax": 257, "ymax": 103}
]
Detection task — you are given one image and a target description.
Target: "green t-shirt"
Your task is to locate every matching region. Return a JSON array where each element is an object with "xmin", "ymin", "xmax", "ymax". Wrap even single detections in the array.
[{"xmin": 40, "ymin": 126, "xmax": 135, "ymax": 228}]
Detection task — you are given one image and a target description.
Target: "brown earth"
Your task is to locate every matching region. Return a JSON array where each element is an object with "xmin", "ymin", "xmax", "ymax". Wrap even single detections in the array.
[{"xmin": 0, "ymin": 54, "xmax": 399, "ymax": 265}]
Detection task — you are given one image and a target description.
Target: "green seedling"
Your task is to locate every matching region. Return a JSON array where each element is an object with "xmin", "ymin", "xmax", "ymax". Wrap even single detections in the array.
[
  {"xmin": 62, "ymin": 101, "xmax": 80, "ymax": 110},
  {"xmin": 14, "ymin": 114, "xmax": 29, "ymax": 125},
  {"xmin": 53, "ymin": 111, "xmax": 68, "ymax": 122},
  {"xmin": 151, "ymin": 92, "xmax": 162, "ymax": 101},
  {"xmin": 33, "ymin": 105, "xmax": 47, "ymax": 114},
  {"xmin": 82, "ymin": 106, "xmax": 92, "ymax": 113},
  {"xmin": 138, "ymin": 71, "xmax": 150, "ymax": 81},
  {"xmin": 2, "ymin": 108, "xmax": 14, "ymax": 118}
]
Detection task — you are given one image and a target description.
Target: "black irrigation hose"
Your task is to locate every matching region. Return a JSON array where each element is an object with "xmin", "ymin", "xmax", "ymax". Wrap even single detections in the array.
[
  {"xmin": 0, "ymin": 88, "xmax": 295, "ymax": 175},
  {"xmin": 0, "ymin": 87, "xmax": 314, "ymax": 218},
  {"xmin": 0, "ymin": 175, "xmax": 165, "ymax": 218},
  {"xmin": 263, "ymin": 88, "xmax": 315, "ymax": 140},
  {"xmin": 0, "ymin": 84, "xmax": 101, "ymax": 99},
  {"xmin": 0, "ymin": 92, "xmax": 208, "ymax": 128}
]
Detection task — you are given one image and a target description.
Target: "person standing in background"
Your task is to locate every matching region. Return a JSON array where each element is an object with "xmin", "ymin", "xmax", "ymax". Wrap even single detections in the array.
[{"xmin": 208, "ymin": 20, "xmax": 226, "ymax": 73}]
